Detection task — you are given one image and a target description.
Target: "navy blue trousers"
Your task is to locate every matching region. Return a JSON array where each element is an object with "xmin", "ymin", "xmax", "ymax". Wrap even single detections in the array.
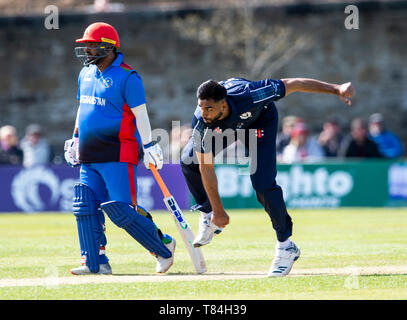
[{"xmin": 181, "ymin": 106, "xmax": 293, "ymax": 242}]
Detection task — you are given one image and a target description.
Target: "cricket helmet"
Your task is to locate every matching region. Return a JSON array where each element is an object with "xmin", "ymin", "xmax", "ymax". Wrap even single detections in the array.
[
  {"xmin": 75, "ymin": 22, "xmax": 120, "ymax": 66},
  {"xmin": 76, "ymin": 22, "xmax": 120, "ymax": 48}
]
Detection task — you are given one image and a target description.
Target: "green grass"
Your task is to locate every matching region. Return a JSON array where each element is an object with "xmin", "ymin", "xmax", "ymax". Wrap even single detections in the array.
[
  {"xmin": 2, "ymin": 275, "xmax": 407, "ymax": 300},
  {"xmin": 0, "ymin": 208, "xmax": 407, "ymax": 299}
]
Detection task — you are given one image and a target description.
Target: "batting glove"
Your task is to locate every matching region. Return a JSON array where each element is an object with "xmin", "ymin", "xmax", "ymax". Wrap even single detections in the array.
[
  {"xmin": 64, "ymin": 137, "xmax": 80, "ymax": 167},
  {"xmin": 143, "ymin": 143, "xmax": 163, "ymax": 170}
]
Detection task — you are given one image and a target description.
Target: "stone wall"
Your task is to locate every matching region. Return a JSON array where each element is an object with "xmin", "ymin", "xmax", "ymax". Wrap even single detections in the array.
[{"xmin": 0, "ymin": 1, "xmax": 406, "ymax": 155}]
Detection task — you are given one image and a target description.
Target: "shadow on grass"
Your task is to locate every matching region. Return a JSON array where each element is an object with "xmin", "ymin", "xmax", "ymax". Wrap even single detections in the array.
[
  {"xmin": 112, "ymin": 271, "xmax": 265, "ymax": 277},
  {"xmin": 358, "ymin": 273, "xmax": 407, "ymax": 278}
]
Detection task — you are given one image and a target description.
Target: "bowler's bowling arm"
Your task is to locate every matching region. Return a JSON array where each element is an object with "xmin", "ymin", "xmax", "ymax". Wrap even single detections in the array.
[{"xmin": 196, "ymin": 151, "xmax": 230, "ymax": 228}]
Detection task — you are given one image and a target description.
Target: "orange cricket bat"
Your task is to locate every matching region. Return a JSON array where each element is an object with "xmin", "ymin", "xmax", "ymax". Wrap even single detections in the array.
[{"xmin": 149, "ymin": 164, "xmax": 207, "ymax": 274}]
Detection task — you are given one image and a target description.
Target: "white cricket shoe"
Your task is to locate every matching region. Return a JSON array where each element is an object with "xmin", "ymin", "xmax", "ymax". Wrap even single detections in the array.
[
  {"xmin": 193, "ymin": 212, "xmax": 223, "ymax": 248},
  {"xmin": 156, "ymin": 238, "xmax": 176, "ymax": 273},
  {"xmin": 268, "ymin": 242, "xmax": 301, "ymax": 277},
  {"xmin": 70, "ymin": 263, "xmax": 112, "ymax": 275}
]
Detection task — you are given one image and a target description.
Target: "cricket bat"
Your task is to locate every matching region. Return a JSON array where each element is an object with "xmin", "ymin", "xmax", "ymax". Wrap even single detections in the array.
[{"xmin": 149, "ymin": 164, "xmax": 207, "ymax": 274}]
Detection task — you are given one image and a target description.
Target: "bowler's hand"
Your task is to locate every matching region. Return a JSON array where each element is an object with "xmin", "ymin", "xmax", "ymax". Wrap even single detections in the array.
[
  {"xmin": 143, "ymin": 143, "xmax": 163, "ymax": 170},
  {"xmin": 338, "ymin": 82, "xmax": 355, "ymax": 106},
  {"xmin": 211, "ymin": 210, "xmax": 230, "ymax": 229}
]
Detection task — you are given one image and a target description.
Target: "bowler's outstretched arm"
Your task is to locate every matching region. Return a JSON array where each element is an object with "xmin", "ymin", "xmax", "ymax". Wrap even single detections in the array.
[
  {"xmin": 281, "ymin": 78, "xmax": 355, "ymax": 106},
  {"xmin": 196, "ymin": 151, "xmax": 230, "ymax": 228}
]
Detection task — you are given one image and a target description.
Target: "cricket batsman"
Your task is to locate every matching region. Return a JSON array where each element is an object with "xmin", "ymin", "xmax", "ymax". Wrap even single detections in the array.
[
  {"xmin": 181, "ymin": 77, "xmax": 355, "ymax": 277},
  {"xmin": 64, "ymin": 22, "xmax": 176, "ymax": 275}
]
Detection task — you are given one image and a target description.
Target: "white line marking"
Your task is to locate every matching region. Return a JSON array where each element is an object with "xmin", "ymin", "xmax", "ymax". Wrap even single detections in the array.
[{"xmin": 1, "ymin": 266, "xmax": 406, "ymax": 288}]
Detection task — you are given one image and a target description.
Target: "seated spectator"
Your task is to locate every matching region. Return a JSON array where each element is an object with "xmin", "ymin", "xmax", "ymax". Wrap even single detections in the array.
[
  {"xmin": 20, "ymin": 124, "xmax": 52, "ymax": 167},
  {"xmin": 338, "ymin": 118, "xmax": 382, "ymax": 158},
  {"xmin": 318, "ymin": 117, "xmax": 344, "ymax": 157},
  {"xmin": 281, "ymin": 122, "xmax": 325, "ymax": 163},
  {"xmin": 0, "ymin": 125, "xmax": 23, "ymax": 165},
  {"xmin": 368, "ymin": 113, "xmax": 404, "ymax": 158},
  {"xmin": 276, "ymin": 115, "xmax": 299, "ymax": 161}
]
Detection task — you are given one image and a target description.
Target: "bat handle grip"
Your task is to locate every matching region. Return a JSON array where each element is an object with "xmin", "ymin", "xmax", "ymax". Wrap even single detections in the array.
[{"xmin": 149, "ymin": 163, "xmax": 171, "ymax": 198}]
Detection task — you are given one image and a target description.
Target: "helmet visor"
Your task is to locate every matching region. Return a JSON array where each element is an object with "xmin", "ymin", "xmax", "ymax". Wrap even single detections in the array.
[{"xmin": 74, "ymin": 42, "xmax": 112, "ymax": 66}]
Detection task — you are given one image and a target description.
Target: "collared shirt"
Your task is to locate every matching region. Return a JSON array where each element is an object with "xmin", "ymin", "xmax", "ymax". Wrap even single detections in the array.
[
  {"xmin": 77, "ymin": 52, "xmax": 146, "ymax": 164},
  {"xmin": 192, "ymin": 77, "xmax": 286, "ymax": 153}
]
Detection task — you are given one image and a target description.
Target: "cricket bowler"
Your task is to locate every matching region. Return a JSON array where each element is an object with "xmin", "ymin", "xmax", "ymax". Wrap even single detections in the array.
[
  {"xmin": 64, "ymin": 22, "xmax": 176, "ymax": 275},
  {"xmin": 181, "ymin": 77, "xmax": 355, "ymax": 277}
]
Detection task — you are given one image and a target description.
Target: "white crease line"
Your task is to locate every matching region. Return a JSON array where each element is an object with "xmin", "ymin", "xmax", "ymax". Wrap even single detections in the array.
[{"xmin": 1, "ymin": 266, "xmax": 406, "ymax": 288}]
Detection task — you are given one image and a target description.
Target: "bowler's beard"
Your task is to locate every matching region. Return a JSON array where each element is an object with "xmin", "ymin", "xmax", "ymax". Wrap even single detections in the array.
[{"xmin": 203, "ymin": 110, "xmax": 224, "ymax": 126}]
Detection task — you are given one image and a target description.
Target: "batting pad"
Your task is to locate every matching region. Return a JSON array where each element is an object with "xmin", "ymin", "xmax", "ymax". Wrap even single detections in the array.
[
  {"xmin": 73, "ymin": 184, "xmax": 102, "ymax": 273},
  {"xmin": 101, "ymin": 201, "xmax": 172, "ymax": 258}
]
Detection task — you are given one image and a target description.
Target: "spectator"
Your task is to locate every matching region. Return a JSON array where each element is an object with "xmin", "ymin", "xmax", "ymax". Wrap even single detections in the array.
[
  {"xmin": 276, "ymin": 115, "xmax": 299, "ymax": 160},
  {"xmin": 318, "ymin": 117, "xmax": 344, "ymax": 157},
  {"xmin": 94, "ymin": 0, "xmax": 109, "ymax": 12},
  {"xmin": 338, "ymin": 118, "xmax": 382, "ymax": 158},
  {"xmin": 368, "ymin": 113, "xmax": 404, "ymax": 158},
  {"xmin": 281, "ymin": 122, "xmax": 325, "ymax": 163},
  {"xmin": 91, "ymin": 0, "xmax": 124, "ymax": 13},
  {"xmin": 20, "ymin": 124, "xmax": 52, "ymax": 167},
  {"xmin": 0, "ymin": 125, "xmax": 23, "ymax": 165}
]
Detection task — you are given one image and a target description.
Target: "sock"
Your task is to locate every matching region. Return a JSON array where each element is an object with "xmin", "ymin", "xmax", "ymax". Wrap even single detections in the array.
[
  {"xmin": 99, "ymin": 246, "xmax": 109, "ymax": 264},
  {"xmin": 201, "ymin": 211, "xmax": 213, "ymax": 218},
  {"xmin": 277, "ymin": 238, "xmax": 292, "ymax": 249}
]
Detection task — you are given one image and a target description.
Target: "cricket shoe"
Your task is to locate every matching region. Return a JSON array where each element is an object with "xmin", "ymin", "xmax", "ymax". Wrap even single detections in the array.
[
  {"xmin": 156, "ymin": 236, "xmax": 176, "ymax": 273},
  {"xmin": 192, "ymin": 212, "xmax": 223, "ymax": 248},
  {"xmin": 268, "ymin": 241, "xmax": 301, "ymax": 277},
  {"xmin": 70, "ymin": 262, "xmax": 112, "ymax": 275}
]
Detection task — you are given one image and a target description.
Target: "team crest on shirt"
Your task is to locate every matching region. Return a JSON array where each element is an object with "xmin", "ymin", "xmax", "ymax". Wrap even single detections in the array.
[
  {"xmin": 101, "ymin": 77, "xmax": 113, "ymax": 88},
  {"xmin": 240, "ymin": 112, "xmax": 252, "ymax": 120}
]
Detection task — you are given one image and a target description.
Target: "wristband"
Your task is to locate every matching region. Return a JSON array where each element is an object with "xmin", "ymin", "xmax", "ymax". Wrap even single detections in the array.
[{"xmin": 143, "ymin": 142, "xmax": 153, "ymax": 149}]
